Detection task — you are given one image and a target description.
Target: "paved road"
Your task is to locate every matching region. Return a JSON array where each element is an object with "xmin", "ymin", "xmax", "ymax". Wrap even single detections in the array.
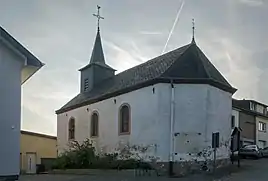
[
  {"xmin": 217, "ymin": 158, "xmax": 268, "ymax": 181},
  {"xmin": 19, "ymin": 158, "xmax": 268, "ymax": 181}
]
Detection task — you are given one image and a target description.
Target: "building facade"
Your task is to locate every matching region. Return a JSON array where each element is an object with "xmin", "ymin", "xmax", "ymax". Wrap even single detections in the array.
[
  {"xmin": 58, "ymin": 83, "xmax": 233, "ymax": 162},
  {"xmin": 232, "ymin": 99, "xmax": 268, "ymax": 148},
  {"xmin": 20, "ymin": 131, "xmax": 57, "ymax": 174},
  {"xmin": 256, "ymin": 116, "xmax": 268, "ymax": 148},
  {"xmin": 56, "ymin": 16, "xmax": 237, "ymax": 174},
  {"xmin": 0, "ymin": 26, "xmax": 44, "ymax": 180}
]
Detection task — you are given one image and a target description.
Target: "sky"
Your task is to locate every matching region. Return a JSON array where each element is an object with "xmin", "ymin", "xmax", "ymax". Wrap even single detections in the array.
[{"xmin": 0, "ymin": 0, "xmax": 267, "ymax": 136}]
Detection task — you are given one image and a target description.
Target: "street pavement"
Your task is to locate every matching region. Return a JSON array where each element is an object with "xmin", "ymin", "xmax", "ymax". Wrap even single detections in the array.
[
  {"xmin": 215, "ymin": 158, "xmax": 268, "ymax": 181},
  {"xmin": 19, "ymin": 158, "xmax": 268, "ymax": 181}
]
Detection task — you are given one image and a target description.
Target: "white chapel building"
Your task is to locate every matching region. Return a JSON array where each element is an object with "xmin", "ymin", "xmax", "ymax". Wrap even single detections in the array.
[{"xmin": 56, "ymin": 17, "xmax": 237, "ymax": 168}]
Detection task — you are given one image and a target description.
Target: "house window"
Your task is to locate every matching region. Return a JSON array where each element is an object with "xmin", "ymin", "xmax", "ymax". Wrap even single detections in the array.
[
  {"xmin": 231, "ymin": 115, "xmax": 235, "ymax": 128},
  {"xmin": 68, "ymin": 118, "xmax": 75, "ymax": 140},
  {"xmin": 259, "ymin": 122, "xmax": 266, "ymax": 132},
  {"xmin": 84, "ymin": 78, "xmax": 89, "ymax": 92},
  {"xmin": 263, "ymin": 107, "xmax": 267, "ymax": 115},
  {"xmin": 250, "ymin": 102, "xmax": 256, "ymax": 111},
  {"xmin": 91, "ymin": 112, "xmax": 99, "ymax": 137},
  {"xmin": 119, "ymin": 104, "xmax": 131, "ymax": 134}
]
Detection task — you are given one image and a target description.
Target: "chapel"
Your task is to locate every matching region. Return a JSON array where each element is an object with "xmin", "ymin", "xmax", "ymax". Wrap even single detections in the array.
[{"xmin": 56, "ymin": 6, "xmax": 236, "ymax": 170}]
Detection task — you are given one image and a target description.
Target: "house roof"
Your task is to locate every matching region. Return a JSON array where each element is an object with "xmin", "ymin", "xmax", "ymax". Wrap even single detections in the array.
[
  {"xmin": 21, "ymin": 130, "xmax": 56, "ymax": 140},
  {"xmin": 232, "ymin": 99, "xmax": 249, "ymax": 110},
  {"xmin": 232, "ymin": 99, "xmax": 268, "ymax": 119},
  {"xmin": 232, "ymin": 99, "xmax": 268, "ymax": 109},
  {"xmin": 245, "ymin": 99, "xmax": 268, "ymax": 108},
  {"xmin": 56, "ymin": 41, "xmax": 236, "ymax": 114},
  {"xmin": 0, "ymin": 26, "xmax": 44, "ymax": 84}
]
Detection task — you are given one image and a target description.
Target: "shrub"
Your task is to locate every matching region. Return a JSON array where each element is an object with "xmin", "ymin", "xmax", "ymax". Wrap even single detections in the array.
[
  {"xmin": 52, "ymin": 139, "xmax": 137, "ymax": 170},
  {"xmin": 52, "ymin": 139, "xmax": 157, "ymax": 170},
  {"xmin": 52, "ymin": 139, "xmax": 97, "ymax": 169}
]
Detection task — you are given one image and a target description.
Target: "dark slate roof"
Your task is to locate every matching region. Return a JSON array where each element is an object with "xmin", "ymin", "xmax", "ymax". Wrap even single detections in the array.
[
  {"xmin": 246, "ymin": 99, "xmax": 268, "ymax": 108},
  {"xmin": 56, "ymin": 42, "xmax": 237, "ymax": 114},
  {"xmin": 232, "ymin": 99, "xmax": 250, "ymax": 110},
  {"xmin": 0, "ymin": 26, "xmax": 44, "ymax": 68},
  {"xmin": 232, "ymin": 99, "xmax": 268, "ymax": 110},
  {"xmin": 90, "ymin": 30, "xmax": 105, "ymax": 64},
  {"xmin": 79, "ymin": 30, "xmax": 115, "ymax": 71}
]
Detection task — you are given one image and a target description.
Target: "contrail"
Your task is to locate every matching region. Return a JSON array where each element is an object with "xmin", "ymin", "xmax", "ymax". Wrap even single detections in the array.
[{"xmin": 161, "ymin": 0, "xmax": 185, "ymax": 55}]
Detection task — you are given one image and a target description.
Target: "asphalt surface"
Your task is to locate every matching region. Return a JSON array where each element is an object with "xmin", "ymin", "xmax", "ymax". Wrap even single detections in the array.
[{"xmin": 19, "ymin": 158, "xmax": 268, "ymax": 181}]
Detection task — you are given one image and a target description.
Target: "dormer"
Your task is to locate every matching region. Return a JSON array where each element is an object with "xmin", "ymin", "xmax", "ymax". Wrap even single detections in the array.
[
  {"xmin": 250, "ymin": 101, "xmax": 268, "ymax": 115},
  {"xmin": 250, "ymin": 101, "xmax": 257, "ymax": 111}
]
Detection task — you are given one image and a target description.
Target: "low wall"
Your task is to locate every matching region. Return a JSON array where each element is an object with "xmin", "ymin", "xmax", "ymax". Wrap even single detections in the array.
[
  {"xmin": 172, "ymin": 158, "xmax": 231, "ymax": 177},
  {"xmin": 48, "ymin": 159, "xmax": 231, "ymax": 178},
  {"xmin": 49, "ymin": 169, "xmax": 160, "ymax": 177}
]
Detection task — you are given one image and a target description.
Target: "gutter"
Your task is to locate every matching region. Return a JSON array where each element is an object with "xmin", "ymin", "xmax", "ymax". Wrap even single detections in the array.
[
  {"xmin": 169, "ymin": 79, "xmax": 175, "ymax": 176},
  {"xmin": 56, "ymin": 78, "xmax": 236, "ymax": 114}
]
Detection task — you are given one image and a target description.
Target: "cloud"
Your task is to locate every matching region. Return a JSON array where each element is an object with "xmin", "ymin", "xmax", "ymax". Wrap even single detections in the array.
[
  {"xmin": 194, "ymin": 26, "xmax": 262, "ymax": 100},
  {"xmin": 139, "ymin": 31, "xmax": 163, "ymax": 35},
  {"xmin": 238, "ymin": 0, "xmax": 264, "ymax": 6},
  {"xmin": 1, "ymin": 0, "xmax": 267, "ymax": 136},
  {"xmin": 104, "ymin": 40, "xmax": 148, "ymax": 72},
  {"xmin": 21, "ymin": 106, "xmax": 56, "ymax": 136}
]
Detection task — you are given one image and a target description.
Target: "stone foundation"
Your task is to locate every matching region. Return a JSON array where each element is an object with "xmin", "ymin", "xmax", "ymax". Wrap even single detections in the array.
[
  {"xmin": 49, "ymin": 159, "xmax": 231, "ymax": 178},
  {"xmin": 155, "ymin": 158, "xmax": 231, "ymax": 177}
]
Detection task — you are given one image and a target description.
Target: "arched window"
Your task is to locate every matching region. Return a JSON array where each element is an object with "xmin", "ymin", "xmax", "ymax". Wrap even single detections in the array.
[
  {"xmin": 68, "ymin": 118, "xmax": 75, "ymax": 140},
  {"xmin": 91, "ymin": 112, "xmax": 99, "ymax": 137},
  {"xmin": 119, "ymin": 104, "xmax": 131, "ymax": 134}
]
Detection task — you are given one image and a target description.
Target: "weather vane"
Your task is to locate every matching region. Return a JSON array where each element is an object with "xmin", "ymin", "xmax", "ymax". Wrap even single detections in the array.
[
  {"xmin": 93, "ymin": 5, "xmax": 104, "ymax": 32},
  {"xmin": 192, "ymin": 18, "xmax": 195, "ymax": 43}
]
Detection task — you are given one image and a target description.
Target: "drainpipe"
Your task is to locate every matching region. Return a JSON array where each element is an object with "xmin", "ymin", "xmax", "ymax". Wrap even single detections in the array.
[{"xmin": 169, "ymin": 79, "xmax": 175, "ymax": 177}]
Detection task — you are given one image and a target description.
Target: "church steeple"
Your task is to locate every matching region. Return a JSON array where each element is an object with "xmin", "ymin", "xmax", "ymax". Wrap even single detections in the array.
[
  {"xmin": 89, "ymin": 30, "xmax": 105, "ymax": 64},
  {"xmin": 90, "ymin": 5, "xmax": 105, "ymax": 64},
  {"xmin": 79, "ymin": 5, "xmax": 115, "ymax": 93}
]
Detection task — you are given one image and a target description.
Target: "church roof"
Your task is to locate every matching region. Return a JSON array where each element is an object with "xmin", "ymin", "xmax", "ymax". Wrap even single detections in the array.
[
  {"xmin": 79, "ymin": 31, "xmax": 115, "ymax": 71},
  {"xmin": 56, "ymin": 42, "xmax": 236, "ymax": 114},
  {"xmin": 90, "ymin": 31, "xmax": 105, "ymax": 64}
]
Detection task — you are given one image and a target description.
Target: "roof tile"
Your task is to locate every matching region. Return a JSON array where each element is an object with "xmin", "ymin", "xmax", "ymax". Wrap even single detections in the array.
[{"xmin": 56, "ymin": 43, "xmax": 236, "ymax": 114}]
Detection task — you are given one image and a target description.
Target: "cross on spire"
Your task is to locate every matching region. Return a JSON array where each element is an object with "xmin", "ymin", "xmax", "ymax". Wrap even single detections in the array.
[
  {"xmin": 192, "ymin": 18, "xmax": 195, "ymax": 43},
  {"xmin": 93, "ymin": 5, "xmax": 104, "ymax": 32}
]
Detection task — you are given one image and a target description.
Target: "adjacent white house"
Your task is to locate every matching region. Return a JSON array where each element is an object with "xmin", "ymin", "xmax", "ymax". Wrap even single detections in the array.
[
  {"xmin": 0, "ymin": 26, "xmax": 44, "ymax": 180},
  {"xmin": 56, "ymin": 17, "xmax": 237, "ymax": 174},
  {"xmin": 232, "ymin": 99, "xmax": 268, "ymax": 148},
  {"xmin": 256, "ymin": 114, "xmax": 268, "ymax": 148}
]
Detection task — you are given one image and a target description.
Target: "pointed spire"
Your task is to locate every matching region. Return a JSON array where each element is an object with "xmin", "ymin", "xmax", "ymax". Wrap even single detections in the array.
[
  {"xmin": 191, "ymin": 18, "xmax": 196, "ymax": 44},
  {"xmin": 90, "ymin": 5, "xmax": 105, "ymax": 64},
  {"xmin": 89, "ymin": 31, "xmax": 105, "ymax": 64}
]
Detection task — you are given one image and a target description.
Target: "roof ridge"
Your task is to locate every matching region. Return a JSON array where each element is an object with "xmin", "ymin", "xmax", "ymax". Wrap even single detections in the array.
[
  {"xmin": 192, "ymin": 44, "xmax": 210, "ymax": 79},
  {"xmin": 116, "ymin": 43, "xmax": 192, "ymax": 76},
  {"xmin": 194, "ymin": 45, "xmax": 232, "ymax": 87},
  {"xmin": 159, "ymin": 43, "xmax": 194, "ymax": 78}
]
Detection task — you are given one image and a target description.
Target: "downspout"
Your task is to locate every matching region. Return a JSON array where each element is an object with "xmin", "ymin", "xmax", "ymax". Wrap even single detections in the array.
[{"xmin": 169, "ymin": 79, "xmax": 175, "ymax": 176}]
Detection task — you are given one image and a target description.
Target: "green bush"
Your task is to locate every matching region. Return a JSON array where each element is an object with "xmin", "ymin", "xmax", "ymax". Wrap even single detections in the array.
[{"xmin": 52, "ymin": 139, "xmax": 140, "ymax": 170}]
